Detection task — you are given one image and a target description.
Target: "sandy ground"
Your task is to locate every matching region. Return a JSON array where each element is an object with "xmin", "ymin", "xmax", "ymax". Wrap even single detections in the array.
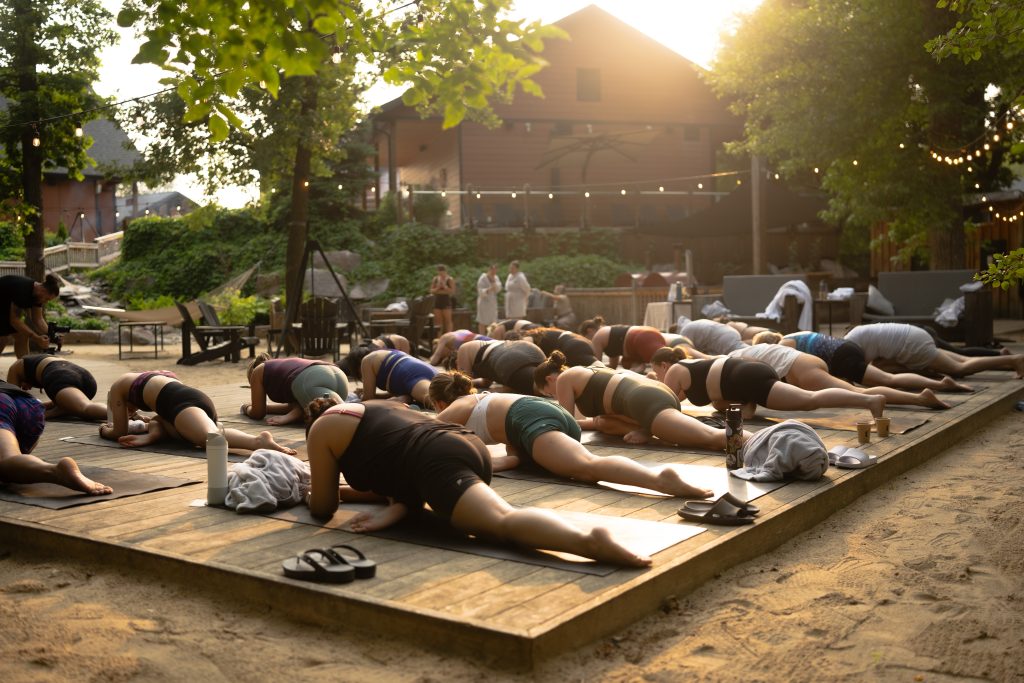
[{"xmin": 1, "ymin": 340, "xmax": 1023, "ymax": 682}]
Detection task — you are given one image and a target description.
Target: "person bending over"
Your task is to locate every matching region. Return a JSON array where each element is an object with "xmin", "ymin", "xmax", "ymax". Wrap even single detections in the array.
[
  {"xmin": 455, "ymin": 339, "xmax": 546, "ymax": 395},
  {"xmin": 100, "ymin": 371, "xmax": 296, "ymax": 453},
  {"xmin": 586, "ymin": 321, "xmax": 668, "ymax": 370},
  {"xmin": 521, "ymin": 327, "xmax": 601, "ymax": 368},
  {"xmin": 0, "ymin": 274, "xmax": 59, "ymax": 357},
  {"xmin": 428, "ymin": 329, "xmax": 492, "ymax": 366},
  {"xmin": 359, "ymin": 349, "xmax": 437, "ymax": 406},
  {"xmin": 7, "ymin": 354, "xmax": 106, "ymax": 420},
  {"xmin": 0, "ymin": 380, "xmax": 110, "ymax": 495},
  {"xmin": 242, "ymin": 353, "xmax": 350, "ymax": 425},
  {"xmin": 304, "ymin": 398, "xmax": 650, "ymax": 567},
  {"xmin": 430, "ymin": 371, "xmax": 711, "ymax": 498}
]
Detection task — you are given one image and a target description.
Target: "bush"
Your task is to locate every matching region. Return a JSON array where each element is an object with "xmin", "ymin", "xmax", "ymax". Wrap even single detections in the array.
[{"xmin": 207, "ymin": 288, "xmax": 268, "ymax": 325}]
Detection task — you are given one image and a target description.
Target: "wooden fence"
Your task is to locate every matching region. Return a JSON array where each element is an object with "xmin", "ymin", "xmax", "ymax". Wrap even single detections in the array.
[
  {"xmin": 565, "ymin": 285, "xmax": 671, "ymax": 326},
  {"xmin": 0, "ymin": 231, "xmax": 123, "ymax": 277}
]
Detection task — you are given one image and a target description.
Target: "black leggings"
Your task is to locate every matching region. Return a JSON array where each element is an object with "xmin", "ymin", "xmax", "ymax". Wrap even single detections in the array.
[
  {"xmin": 922, "ymin": 326, "xmax": 1003, "ymax": 356},
  {"xmin": 720, "ymin": 358, "xmax": 779, "ymax": 406},
  {"xmin": 40, "ymin": 363, "xmax": 97, "ymax": 401},
  {"xmin": 412, "ymin": 431, "xmax": 492, "ymax": 518}
]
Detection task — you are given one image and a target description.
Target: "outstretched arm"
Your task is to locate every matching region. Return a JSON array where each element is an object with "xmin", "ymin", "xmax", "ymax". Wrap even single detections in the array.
[{"xmin": 349, "ymin": 499, "xmax": 408, "ymax": 532}]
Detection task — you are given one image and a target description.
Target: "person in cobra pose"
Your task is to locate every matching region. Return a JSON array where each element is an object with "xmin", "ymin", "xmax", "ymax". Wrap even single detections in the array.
[
  {"xmin": 428, "ymin": 328, "xmax": 492, "ymax": 366},
  {"xmin": 429, "ymin": 371, "xmax": 712, "ymax": 498},
  {"xmin": 649, "ymin": 346, "xmax": 888, "ymax": 419},
  {"xmin": 584, "ymin": 319, "xmax": 669, "ymax": 370},
  {"xmin": 0, "ymin": 380, "xmax": 111, "ymax": 495},
  {"xmin": 719, "ymin": 337, "xmax": 948, "ymax": 410},
  {"xmin": 844, "ymin": 322, "xmax": 1024, "ymax": 379},
  {"xmin": 6, "ymin": 354, "xmax": 106, "ymax": 420},
  {"xmin": 533, "ymin": 351, "xmax": 750, "ymax": 449},
  {"xmin": 304, "ymin": 397, "xmax": 651, "ymax": 567},
  {"xmin": 455, "ymin": 339, "xmax": 546, "ymax": 395},
  {"xmin": 486, "ymin": 318, "xmax": 540, "ymax": 340},
  {"xmin": 100, "ymin": 371, "xmax": 296, "ymax": 453},
  {"xmin": 762, "ymin": 331, "xmax": 973, "ymax": 393},
  {"xmin": 521, "ymin": 327, "xmax": 601, "ymax": 368},
  {"xmin": 241, "ymin": 352, "xmax": 351, "ymax": 425},
  {"xmin": 359, "ymin": 349, "xmax": 437, "ymax": 406}
]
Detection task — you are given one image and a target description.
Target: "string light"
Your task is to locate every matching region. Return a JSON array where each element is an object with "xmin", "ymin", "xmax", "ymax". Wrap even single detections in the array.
[
  {"xmin": 74, "ymin": 122, "xmax": 84, "ymax": 137},
  {"xmin": 620, "ymin": 189, "xmax": 626, "ymax": 195},
  {"xmin": 440, "ymin": 190, "xmax": 446, "ymax": 198},
  {"xmin": 584, "ymin": 191, "xmax": 590, "ymax": 198},
  {"xmin": 331, "ymin": 47, "xmax": 342, "ymax": 64},
  {"xmin": 337, "ymin": 183, "xmax": 343, "ymax": 190},
  {"xmin": 302, "ymin": 180, "xmax": 309, "ymax": 187},
  {"xmin": 658, "ymin": 186, "xmax": 664, "ymax": 192},
  {"xmin": 511, "ymin": 191, "xmax": 517, "ymax": 198},
  {"xmin": 697, "ymin": 183, "xmax": 703, "ymax": 189},
  {"xmin": 813, "ymin": 167, "xmax": 819, "ymax": 174},
  {"xmin": 548, "ymin": 193, "xmax": 554, "ymax": 199},
  {"xmin": 852, "ymin": 160, "xmax": 858, "ymax": 166},
  {"xmin": 31, "ymin": 126, "xmax": 40, "ymax": 147}
]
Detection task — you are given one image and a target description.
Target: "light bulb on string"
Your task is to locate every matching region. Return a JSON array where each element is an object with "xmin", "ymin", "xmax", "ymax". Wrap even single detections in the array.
[
  {"xmin": 813, "ymin": 167, "xmax": 819, "ymax": 174},
  {"xmin": 31, "ymin": 126, "xmax": 40, "ymax": 147},
  {"xmin": 620, "ymin": 189, "xmax": 626, "ymax": 195},
  {"xmin": 511, "ymin": 192, "xmax": 517, "ymax": 198},
  {"xmin": 658, "ymin": 186, "xmax": 664, "ymax": 192},
  {"xmin": 548, "ymin": 193, "xmax": 554, "ymax": 199},
  {"xmin": 331, "ymin": 48, "xmax": 342, "ymax": 64},
  {"xmin": 993, "ymin": 134, "xmax": 1000, "ymax": 142},
  {"xmin": 899, "ymin": 143, "xmax": 905, "ymax": 149},
  {"xmin": 584, "ymin": 191, "xmax": 590, "ymax": 198},
  {"xmin": 1007, "ymin": 121, "xmax": 1014, "ymax": 131},
  {"xmin": 475, "ymin": 192, "xmax": 481, "ymax": 199},
  {"xmin": 852, "ymin": 160, "xmax": 858, "ymax": 166},
  {"xmin": 984, "ymin": 143, "xmax": 990, "ymax": 150},
  {"xmin": 74, "ymin": 122, "xmax": 83, "ymax": 137},
  {"xmin": 697, "ymin": 182, "xmax": 703, "ymax": 189},
  {"xmin": 337, "ymin": 184, "xmax": 343, "ymax": 190},
  {"xmin": 440, "ymin": 190, "xmax": 446, "ymax": 198}
]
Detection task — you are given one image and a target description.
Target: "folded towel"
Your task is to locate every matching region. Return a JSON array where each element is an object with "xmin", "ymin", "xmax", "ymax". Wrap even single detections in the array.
[
  {"xmin": 758, "ymin": 280, "xmax": 814, "ymax": 331},
  {"xmin": 701, "ymin": 300, "xmax": 731, "ymax": 318},
  {"xmin": 934, "ymin": 296, "xmax": 965, "ymax": 328},
  {"xmin": 827, "ymin": 287, "xmax": 854, "ymax": 301}
]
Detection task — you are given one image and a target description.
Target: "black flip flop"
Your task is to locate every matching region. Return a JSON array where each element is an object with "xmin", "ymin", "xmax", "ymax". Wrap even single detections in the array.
[
  {"xmin": 677, "ymin": 495, "xmax": 755, "ymax": 526},
  {"xmin": 281, "ymin": 550, "xmax": 356, "ymax": 583},
  {"xmin": 325, "ymin": 544, "xmax": 377, "ymax": 579},
  {"xmin": 679, "ymin": 492, "xmax": 760, "ymax": 517}
]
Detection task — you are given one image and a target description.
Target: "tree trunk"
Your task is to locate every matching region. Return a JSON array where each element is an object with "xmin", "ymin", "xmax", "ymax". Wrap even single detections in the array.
[
  {"xmin": 283, "ymin": 75, "xmax": 319, "ymax": 353},
  {"xmin": 14, "ymin": 0, "xmax": 44, "ymax": 281}
]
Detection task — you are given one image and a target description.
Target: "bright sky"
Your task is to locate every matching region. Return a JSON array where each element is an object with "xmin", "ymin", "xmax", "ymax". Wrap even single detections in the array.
[{"xmin": 95, "ymin": 0, "xmax": 763, "ymax": 207}]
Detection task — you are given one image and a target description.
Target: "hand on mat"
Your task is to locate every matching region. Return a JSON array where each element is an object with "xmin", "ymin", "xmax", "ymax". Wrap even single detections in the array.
[{"xmin": 349, "ymin": 501, "xmax": 408, "ymax": 533}]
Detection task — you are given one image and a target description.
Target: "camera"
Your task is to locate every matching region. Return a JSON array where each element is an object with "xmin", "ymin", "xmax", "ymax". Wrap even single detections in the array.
[{"xmin": 46, "ymin": 322, "xmax": 71, "ymax": 354}]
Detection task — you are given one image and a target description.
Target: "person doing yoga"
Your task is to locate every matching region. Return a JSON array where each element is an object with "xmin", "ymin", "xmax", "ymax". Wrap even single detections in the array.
[
  {"xmin": 521, "ymin": 327, "xmax": 601, "ymax": 368},
  {"xmin": 359, "ymin": 349, "xmax": 437, "ymax": 406},
  {"xmin": 6, "ymin": 354, "xmax": 106, "ymax": 420},
  {"xmin": 0, "ymin": 380, "xmax": 110, "ymax": 495},
  {"xmin": 486, "ymin": 318, "xmax": 540, "ymax": 340},
  {"xmin": 844, "ymin": 323, "xmax": 1024, "ymax": 379},
  {"xmin": 304, "ymin": 398, "xmax": 651, "ymax": 567},
  {"xmin": 242, "ymin": 353, "xmax": 351, "ymax": 425},
  {"xmin": 649, "ymin": 346, "xmax": 889, "ymax": 419},
  {"xmin": 455, "ymin": 339, "xmax": 546, "ymax": 395},
  {"xmin": 100, "ymin": 371, "xmax": 296, "ymax": 453},
  {"xmin": 533, "ymin": 351, "xmax": 749, "ymax": 450},
  {"xmin": 428, "ymin": 328, "xmax": 492, "ymax": 366},
  {"xmin": 582, "ymin": 318, "xmax": 666, "ymax": 370},
  {"xmin": 429, "ymin": 372, "xmax": 712, "ymax": 499},
  {"xmin": 677, "ymin": 319, "xmax": 750, "ymax": 356}
]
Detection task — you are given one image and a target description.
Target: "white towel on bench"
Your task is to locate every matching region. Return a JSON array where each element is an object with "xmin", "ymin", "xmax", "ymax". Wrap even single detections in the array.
[{"xmin": 758, "ymin": 279, "xmax": 814, "ymax": 331}]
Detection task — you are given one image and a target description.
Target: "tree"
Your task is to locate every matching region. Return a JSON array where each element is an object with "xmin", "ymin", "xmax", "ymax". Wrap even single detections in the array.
[
  {"xmin": 708, "ymin": 0, "xmax": 1024, "ymax": 271},
  {"xmin": 928, "ymin": 0, "xmax": 1024, "ymax": 287},
  {"xmin": 0, "ymin": 0, "xmax": 116, "ymax": 279},
  {"xmin": 117, "ymin": 0, "xmax": 563, "ymax": 341}
]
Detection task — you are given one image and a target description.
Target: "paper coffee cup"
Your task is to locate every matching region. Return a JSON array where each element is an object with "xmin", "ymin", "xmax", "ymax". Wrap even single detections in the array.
[
  {"xmin": 856, "ymin": 421, "xmax": 872, "ymax": 444},
  {"xmin": 875, "ymin": 417, "xmax": 890, "ymax": 438}
]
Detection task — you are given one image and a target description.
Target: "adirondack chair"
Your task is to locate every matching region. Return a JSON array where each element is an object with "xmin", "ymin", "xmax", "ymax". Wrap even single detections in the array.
[
  {"xmin": 367, "ymin": 295, "xmax": 436, "ymax": 358},
  {"xmin": 174, "ymin": 301, "xmax": 245, "ymax": 365},
  {"xmin": 294, "ymin": 297, "xmax": 343, "ymax": 361},
  {"xmin": 197, "ymin": 299, "xmax": 259, "ymax": 358}
]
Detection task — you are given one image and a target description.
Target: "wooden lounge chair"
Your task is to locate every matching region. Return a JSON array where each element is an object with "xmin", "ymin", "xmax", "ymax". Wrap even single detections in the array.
[
  {"xmin": 197, "ymin": 299, "xmax": 259, "ymax": 358},
  {"xmin": 294, "ymin": 297, "xmax": 343, "ymax": 362},
  {"xmin": 174, "ymin": 301, "xmax": 246, "ymax": 365},
  {"xmin": 367, "ymin": 295, "xmax": 436, "ymax": 358}
]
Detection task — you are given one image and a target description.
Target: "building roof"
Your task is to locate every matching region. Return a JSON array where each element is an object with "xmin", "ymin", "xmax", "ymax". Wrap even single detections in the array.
[{"xmin": 116, "ymin": 190, "xmax": 199, "ymax": 219}]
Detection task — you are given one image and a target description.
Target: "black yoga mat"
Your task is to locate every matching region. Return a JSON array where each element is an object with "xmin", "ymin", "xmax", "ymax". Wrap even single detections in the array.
[
  {"xmin": 579, "ymin": 429, "xmax": 730, "ymax": 453},
  {"xmin": 265, "ymin": 503, "xmax": 702, "ymax": 577},
  {"xmin": 0, "ymin": 467, "xmax": 199, "ymax": 509}
]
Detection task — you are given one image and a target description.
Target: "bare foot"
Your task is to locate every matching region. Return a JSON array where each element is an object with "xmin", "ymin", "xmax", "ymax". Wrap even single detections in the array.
[
  {"xmin": 1000, "ymin": 347, "xmax": 1012, "ymax": 356},
  {"xmin": 623, "ymin": 429, "xmax": 651, "ymax": 445},
  {"xmin": 656, "ymin": 468, "xmax": 713, "ymax": 499},
  {"xmin": 939, "ymin": 376, "xmax": 973, "ymax": 392},
  {"xmin": 584, "ymin": 527, "xmax": 651, "ymax": 567},
  {"xmin": 256, "ymin": 431, "xmax": 297, "ymax": 455},
  {"xmin": 1014, "ymin": 356, "xmax": 1024, "ymax": 379},
  {"xmin": 265, "ymin": 415, "xmax": 297, "ymax": 426},
  {"xmin": 55, "ymin": 458, "xmax": 112, "ymax": 495},
  {"xmin": 867, "ymin": 395, "xmax": 886, "ymax": 419},
  {"xmin": 918, "ymin": 388, "xmax": 951, "ymax": 410}
]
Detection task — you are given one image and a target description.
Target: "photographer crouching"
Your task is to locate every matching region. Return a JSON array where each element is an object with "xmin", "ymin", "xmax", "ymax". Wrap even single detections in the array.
[{"xmin": 0, "ymin": 274, "xmax": 61, "ymax": 357}]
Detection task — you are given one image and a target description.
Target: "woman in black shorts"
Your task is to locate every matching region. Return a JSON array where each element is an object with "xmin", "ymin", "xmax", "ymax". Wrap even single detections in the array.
[
  {"xmin": 0, "ymin": 380, "xmax": 111, "ymax": 495},
  {"xmin": 521, "ymin": 327, "xmax": 601, "ymax": 368},
  {"xmin": 100, "ymin": 371, "xmax": 296, "ymax": 453},
  {"xmin": 649, "ymin": 346, "xmax": 885, "ymax": 419},
  {"xmin": 533, "ymin": 351, "xmax": 749, "ymax": 449},
  {"xmin": 304, "ymin": 397, "xmax": 650, "ymax": 567},
  {"xmin": 455, "ymin": 339, "xmax": 546, "ymax": 395},
  {"xmin": 7, "ymin": 354, "xmax": 106, "ymax": 420},
  {"xmin": 429, "ymin": 264, "xmax": 456, "ymax": 336}
]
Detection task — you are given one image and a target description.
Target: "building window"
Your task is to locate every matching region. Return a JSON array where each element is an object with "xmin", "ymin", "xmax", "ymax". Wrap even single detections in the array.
[{"xmin": 577, "ymin": 68, "xmax": 601, "ymax": 102}]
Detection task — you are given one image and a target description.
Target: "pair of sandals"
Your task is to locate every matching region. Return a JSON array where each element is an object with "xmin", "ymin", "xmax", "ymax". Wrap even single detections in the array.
[
  {"xmin": 281, "ymin": 544, "xmax": 377, "ymax": 583},
  {"xmin": 677, "ymin": 492, "xmax": 760, "ymax": 526},
  {"xmin": 828, "ymin": 445, "xmax": 878, "ymax": 469}
]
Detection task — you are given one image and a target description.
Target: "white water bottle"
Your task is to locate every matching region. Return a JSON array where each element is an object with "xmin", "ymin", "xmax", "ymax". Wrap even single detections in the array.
[{"xmin": 206, "ymin": 428, "xmax": 229, "ymax": 506}]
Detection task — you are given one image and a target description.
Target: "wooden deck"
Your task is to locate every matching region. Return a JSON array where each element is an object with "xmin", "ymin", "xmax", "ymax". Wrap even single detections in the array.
[{"xmin": 2, "ymin": 356, "xmax": 1022, "ymax": 669}]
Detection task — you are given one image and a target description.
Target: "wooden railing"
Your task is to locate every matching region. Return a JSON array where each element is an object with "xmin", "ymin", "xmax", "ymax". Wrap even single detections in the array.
[
  {"xmin": 565, "ymin": 286, "xmax": 670, "ymax": 326},
  {"xmin": 0, "ymin": 231, "xmax": 123, "ymax": 276}
]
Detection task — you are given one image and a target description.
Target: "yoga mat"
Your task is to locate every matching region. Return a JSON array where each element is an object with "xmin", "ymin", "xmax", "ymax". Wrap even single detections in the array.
[
  {"xmin": 61, "ymin": 434, "xmax": 252, "ymax": 463},
  {"xmin": 0, "ymin": 467, "xmax": 199, "ymax": 509},
  {"xmin": 678, "ymin": 404, "xmax": 929, "ymax": 434},
  {"xmin": 491, "ymin": 456, "xmax": 787, "ymax": 501},
  {"xmin": 580, "ymin": 430, "xmax": 728, "ymax": 453},
  {"xmin": 265, "ymin": 504, "xmax": 703, "ymax": 576}
]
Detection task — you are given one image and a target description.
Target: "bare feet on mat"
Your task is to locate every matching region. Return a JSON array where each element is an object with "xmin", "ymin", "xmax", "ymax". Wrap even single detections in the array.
[
  {"xmin": 117, "ymin": 433, "xmax": 158, "ymax": 448},
  {"xmin": 868, "ymin": 395, "xmax": 886, "ymax": 419},
  {"xmin": 256, "ymin": 431, "xmax": 297, "ymax": 455},
  {"xmin": 623, "ymin": 429, "xmax": 651, "ymax": 445},
  {"xmin": 919, "ymin": 389, "xmax": 951, "ymax": 410},
  {"xmin": 939, "ymin": 376, "xmax": 973, "ymax": 392},
  {"xmin": 55, "ymin": 458, "xmax": 112, "ymax": 495},
  {"xmin": 584, "ymin": 527, "xmax": 651, "ymax": 567},
  {"xmin": 657, "ymin": 468, "xmax": 714, "ymax": 499}
]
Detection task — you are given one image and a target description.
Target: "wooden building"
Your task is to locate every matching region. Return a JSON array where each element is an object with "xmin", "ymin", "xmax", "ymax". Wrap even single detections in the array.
[{"xmin": 370, "ymin": 4, "xmax": 743, "ymax": 231}]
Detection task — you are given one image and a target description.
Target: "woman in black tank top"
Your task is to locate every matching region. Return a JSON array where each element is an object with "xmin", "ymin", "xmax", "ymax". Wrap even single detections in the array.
[
  {"xmin": 6, "ymin": 354, "xmax": 106, "ymax": 421},
  {"xmin": 304, "ymin": 398, "xmax": 652, "ymax": 567}
]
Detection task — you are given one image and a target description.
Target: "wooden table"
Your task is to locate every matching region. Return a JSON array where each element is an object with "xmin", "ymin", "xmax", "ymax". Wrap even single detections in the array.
[{"xmin": 118, "ymin": 321, "xmax": 166, "ymax": 360}]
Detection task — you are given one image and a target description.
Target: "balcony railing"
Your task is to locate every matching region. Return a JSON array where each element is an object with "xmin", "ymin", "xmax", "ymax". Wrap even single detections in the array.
[{"xmin": 0, "ymin": 231, "xmax": 123, "ymax": 277}]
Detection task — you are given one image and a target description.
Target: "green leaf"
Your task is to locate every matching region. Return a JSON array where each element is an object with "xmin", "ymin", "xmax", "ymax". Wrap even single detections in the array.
[
  {"xmin": 117, "ymin": 7, "xmax": 142, "ymax": 27},
  {"xmin": 208, "ymin": 114, "xmax": 230, "ymax": 142},
  {"xmin": 313, "ymin": 16, "xmax": 336, "ymax": 34}
]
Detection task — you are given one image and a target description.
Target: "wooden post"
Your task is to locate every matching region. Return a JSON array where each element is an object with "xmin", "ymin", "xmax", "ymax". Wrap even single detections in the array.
[{"xmin": 751, "ymin": 156, "xmax": 766, "ymax": 275}]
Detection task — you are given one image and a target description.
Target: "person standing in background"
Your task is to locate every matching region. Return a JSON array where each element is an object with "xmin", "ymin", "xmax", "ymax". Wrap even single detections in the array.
[
  {"xmin": 504, "ymin": 260, "xmax": 531, "ymax": 319},
  {"xmin": 430, "ymin": 264, "xmax": 456, "ymax": 336},
  {"xmin": 476, "ymin": 264, "xmax": 501, "ymax": 334}
]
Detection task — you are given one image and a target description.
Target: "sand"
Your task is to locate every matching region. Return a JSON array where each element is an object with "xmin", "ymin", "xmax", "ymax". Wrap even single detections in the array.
[{"xmin": 1, "ymin": 342, "xmax": 1023, "ymax": 681}]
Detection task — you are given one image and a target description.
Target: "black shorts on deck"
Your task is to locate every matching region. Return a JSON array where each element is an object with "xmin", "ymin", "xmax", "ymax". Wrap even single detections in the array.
[
  {"xmin": 413, "ymin": 431, "xmax": 491, "ymax": 518},
  {"xmin": 41, "ymin": 363, "xmax": 97, "ymax": 402},
  {"xmin": 154, "ymin": 382, "xmax": 217, "ymax": 424}
]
